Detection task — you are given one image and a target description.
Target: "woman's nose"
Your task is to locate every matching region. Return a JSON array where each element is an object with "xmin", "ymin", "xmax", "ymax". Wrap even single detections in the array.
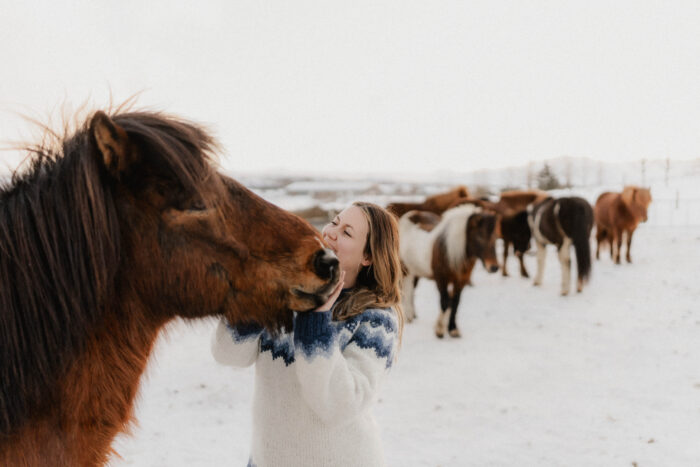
[{"xmin": 324, "ymin": 225, "xmax": 337, "ymax": 240}]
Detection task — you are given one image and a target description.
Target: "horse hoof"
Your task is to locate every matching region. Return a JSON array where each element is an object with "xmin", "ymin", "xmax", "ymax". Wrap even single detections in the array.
[
  {"xmin": 435, "ymin": 331, "xmax": 445, "ymax": 339},
  {"xmin": 561, "ymin": 290, "xmax": 569, "ymax": 296},
  {"xmin": 449, "ymin": 329, "xmax": 461, "ymax": 338}
]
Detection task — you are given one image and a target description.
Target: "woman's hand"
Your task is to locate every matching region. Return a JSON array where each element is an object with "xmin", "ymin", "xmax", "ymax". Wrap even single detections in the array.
[{"xmin": 314, "ymin": 271, "xmax": 345, "ymax": 312}]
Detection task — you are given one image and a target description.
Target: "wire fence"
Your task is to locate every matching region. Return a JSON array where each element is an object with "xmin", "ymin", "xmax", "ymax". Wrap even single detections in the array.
[{"xmin": 647, "ymin": 198, "xmax": 700, "ymax": 226}]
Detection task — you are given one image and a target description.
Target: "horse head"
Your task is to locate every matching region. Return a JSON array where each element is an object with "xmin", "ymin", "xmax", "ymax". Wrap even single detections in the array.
[
  {"xmin": 90, "ymin": 111, "xmax": 339, "ymax": 331},
  {"xmin": 466, "ymin": 211, "xmax": 499, "ymax": 273},
  {"xmin": 621, "ymin": 186, "xmax": 652, "ymax": 223}
]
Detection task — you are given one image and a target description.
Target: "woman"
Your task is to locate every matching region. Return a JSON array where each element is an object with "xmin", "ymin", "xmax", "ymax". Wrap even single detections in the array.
[{"xmin": 211, "ymin": 201, "xmax": 404, "ymax": 467}]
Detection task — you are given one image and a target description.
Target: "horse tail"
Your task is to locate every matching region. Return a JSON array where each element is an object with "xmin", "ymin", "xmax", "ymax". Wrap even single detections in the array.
[{"xmin": 558, "ymin": 198, "xmax": 593, "ymax": 283}]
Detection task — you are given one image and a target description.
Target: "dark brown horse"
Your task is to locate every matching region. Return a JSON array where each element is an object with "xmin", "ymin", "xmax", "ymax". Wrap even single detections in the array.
[
  {"xmin": 386, "ymin": 185, "xmax": 469, "ymax": 217},
  {"xmin": 493, "ymin": 190, "xmax": 546, "ymax": 277},
  {"xmin": 0, "ymin": 110, "xmax": 339, "ymax": 466},
  {"xmin": 399, "ymin": 205, "xmax": 499, "ymax": 338},
  {"xmin": 594, "ymin": 186, "xmax": 652, "ymax": 264},
  {"xmin": 499, "ymin": 210, "xmax": 531, "ymax": 278}
]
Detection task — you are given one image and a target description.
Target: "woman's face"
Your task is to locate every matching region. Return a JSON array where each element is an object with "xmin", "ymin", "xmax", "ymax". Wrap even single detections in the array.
[{"xmin": 321, "ymin": 206, "xmax": 371, "ymax": 287}]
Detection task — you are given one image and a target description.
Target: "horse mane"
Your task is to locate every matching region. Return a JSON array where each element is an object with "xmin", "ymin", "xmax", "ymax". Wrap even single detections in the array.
[
  {"xmin": 431, "ymin": 204, "xmax": 481, "ymax": 271},
  {"xmin": 0, "ymin": 110, "xmax": 219, "ymax": 435}
]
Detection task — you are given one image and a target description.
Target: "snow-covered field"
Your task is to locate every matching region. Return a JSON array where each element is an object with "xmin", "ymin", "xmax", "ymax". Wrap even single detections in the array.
[{"xmin": 111, "ymin": 224, "xmax": 700, "ymax": 467}]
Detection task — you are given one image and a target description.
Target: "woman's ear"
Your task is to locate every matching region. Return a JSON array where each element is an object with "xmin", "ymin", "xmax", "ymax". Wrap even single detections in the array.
[{"xmin": 361, "ymin": 257, "xmax": 372, "ymax": 267}]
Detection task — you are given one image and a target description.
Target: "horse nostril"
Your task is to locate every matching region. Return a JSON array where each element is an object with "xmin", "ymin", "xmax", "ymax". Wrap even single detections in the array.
[
  {"xmin": 489, "ymin": 265, "xmax": 499, "ymax": 273},
  {"xmin": 313, "ymin": 248, "xmax": 338, "ymax": 280}
]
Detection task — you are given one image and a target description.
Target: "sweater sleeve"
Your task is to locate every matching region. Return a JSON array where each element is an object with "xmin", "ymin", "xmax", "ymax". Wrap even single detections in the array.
[
  {"xmin": 293, "ymin": 308, "xmax": 398, "ymax": 425},
  {"xmin": 211, "ymin": 318, "xmax": 263, "ymax": 368}
]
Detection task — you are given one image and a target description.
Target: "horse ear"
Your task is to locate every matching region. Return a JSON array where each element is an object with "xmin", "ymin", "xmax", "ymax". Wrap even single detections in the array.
[{"xmin": 90, "ymin": 111, "xmax": 132, "ymax": 177}]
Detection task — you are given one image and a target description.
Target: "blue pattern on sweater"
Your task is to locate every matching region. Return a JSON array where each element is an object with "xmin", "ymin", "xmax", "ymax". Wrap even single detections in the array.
[
  {"xmin": 226, "ymin": 321, "xmax": 262, "ymax": 341},
  {"xmin": 227, "ymin": 309, "xmax": 397, "ymax": 369},
  {"xmin": 260, "ymin": 331, "xmax": 296, "ymax": 366},
  {"xmin": 345, "ymin": 309, "xmax": 397, "ymax": 369},
  {"xmin": 295, "ymin": 308, "xmax": 397, "ymax": 368}
]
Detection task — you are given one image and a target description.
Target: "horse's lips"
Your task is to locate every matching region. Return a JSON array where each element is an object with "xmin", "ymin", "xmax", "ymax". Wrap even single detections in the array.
[{"xmin": 290, "ymin": 270, "xmax": 341, "ymax": 310}]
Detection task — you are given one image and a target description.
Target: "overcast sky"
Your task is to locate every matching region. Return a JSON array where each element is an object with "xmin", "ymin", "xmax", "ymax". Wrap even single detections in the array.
[{"xmin": 1, "ymin": 1, "xmax": 698, "ymax": 177}]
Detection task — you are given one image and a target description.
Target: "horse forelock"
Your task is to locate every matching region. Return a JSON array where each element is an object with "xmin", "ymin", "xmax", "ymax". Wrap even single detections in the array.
[
  {"xmin": 111, "ymin": 111, "xmax": 223, "ymax": 203},
  {"xmin": 0, "ymin": 126, "xmax": 123, "ymax": 435}
]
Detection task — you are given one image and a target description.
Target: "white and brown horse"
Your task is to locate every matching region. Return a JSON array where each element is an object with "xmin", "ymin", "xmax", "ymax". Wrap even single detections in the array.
[
  {"xmin": 399, "ymin": 204, "xmax": 499, "ymax": 338},
  {"xmin": 528, "ymin": 197, "xmax": 593, "ymax": 295},
  {"xmin": 594, "ymin": 186, "xmax": 652, "ymax": 264}
]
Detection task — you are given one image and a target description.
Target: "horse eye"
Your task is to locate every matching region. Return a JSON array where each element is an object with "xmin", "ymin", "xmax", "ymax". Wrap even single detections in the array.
[{"xmin": 189, "ymin": 200, "xmax": 207, "ymax": 211}]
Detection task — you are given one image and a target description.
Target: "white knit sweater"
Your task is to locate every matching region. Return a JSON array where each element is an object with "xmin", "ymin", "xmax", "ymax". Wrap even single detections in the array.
[{"xmin": 211, "ymin": 303, "xmax": 399, "ymax": 467}]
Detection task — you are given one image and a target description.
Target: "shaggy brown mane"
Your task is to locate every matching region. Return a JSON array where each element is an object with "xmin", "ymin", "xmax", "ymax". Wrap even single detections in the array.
[{"xmin": 0, "ymin": 111, "xmax": 219, "ymax": 437}]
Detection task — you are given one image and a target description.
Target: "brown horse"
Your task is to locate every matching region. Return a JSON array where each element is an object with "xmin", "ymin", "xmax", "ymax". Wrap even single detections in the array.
[
  {"xmin": 0, "ymin": 110, "xmax": 339, "ymax": 466},
  {"xmin": 399, "ymin": 205, "xmax": 499, "ymax": 337},
  {"xmin": 386, "ymin": 185, "xmax": 469, "ymax": 217},
  {"xmin": 496, "ymin": 189, "xmax": 549, "ymax": 215},
  {"xmin": 594, "ymin": 186, "xmax": 652, "ymax": 264}
]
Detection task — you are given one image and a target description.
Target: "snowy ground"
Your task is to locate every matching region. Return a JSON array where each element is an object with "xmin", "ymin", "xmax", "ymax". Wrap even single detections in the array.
[{"xmin": 111, "ymin": 225, "xmax": 700, "ymax": 467}]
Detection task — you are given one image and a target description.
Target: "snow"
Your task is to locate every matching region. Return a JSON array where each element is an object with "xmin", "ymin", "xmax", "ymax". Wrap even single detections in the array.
[{"xmin": 111, "ymin": 224, "xmax": 700, "ymax": 466}]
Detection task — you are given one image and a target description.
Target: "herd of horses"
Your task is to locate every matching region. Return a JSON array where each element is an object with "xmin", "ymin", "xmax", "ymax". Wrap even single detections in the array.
[
  {"xmin": 0, "ymin": 108, "xmax": 652, "ymax": 465},
  {"xmin": 388, "ymin": 183, "xmax": 652, "ymax": 341}
]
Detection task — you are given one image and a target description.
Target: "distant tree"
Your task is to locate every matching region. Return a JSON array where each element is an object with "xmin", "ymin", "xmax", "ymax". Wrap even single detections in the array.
[{"xmin": 536, "ymin": 163, "xmax": 562, "ymax": 190}]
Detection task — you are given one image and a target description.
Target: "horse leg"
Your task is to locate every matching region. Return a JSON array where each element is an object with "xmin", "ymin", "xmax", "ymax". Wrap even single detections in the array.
[
  {"xmin": 502, "ymin": 240, "xmax": 510, "ymax": 277},
  {"xmin": 517, "ymin": 251, "xmax": 529, "ymax": 278},
  {"xmin": 595, "ymin": 226, "xmax": 604, "ymax": 260},
  {"xmin": 402, "ymin": 274, "xmax": 417, "ymax": 322},
  {"xmin": 533, "ymin": 241, "xmax": 546, "ymax": 286},
  {"xmin": 558, "ymin": 238, "xmax": 572, "ymax": 296},
  {"xmin": 625, "ymin": 229, "xmax": 634, "ymax": 263},
  {"xmin": 434, "ymin": 282, "xmax": 450, "ymax": 338},
  {"xmin": 448, "ymin": 285, "xmax": 464, "ymax": 338},
  {"xmin": 614, "ymin": 229, "xmax": 622, "ymax": 264}
]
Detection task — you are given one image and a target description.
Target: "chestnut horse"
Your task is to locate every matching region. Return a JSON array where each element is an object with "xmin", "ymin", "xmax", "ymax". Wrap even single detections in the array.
[
  {"xmin": 0, "ymin": 110, "xmax": 339, "ymax": 466},
  {"xmin": 386, "ymin": 185, "xmax": 469, "ymax": 217},
  {"xmin": 399, "ymin": 204, "xmax": 499, "ymax": 338},
  {"xmin": 528, "ymin": 196, "xmax": 593, "ymax": 295},
  {"xmin": 594, "ymin": 186, "xmax": 652, "ymax": 264}
]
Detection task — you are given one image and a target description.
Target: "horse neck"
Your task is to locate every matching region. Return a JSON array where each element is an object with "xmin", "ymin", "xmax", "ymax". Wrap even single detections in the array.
[
  {"xmin": 618, "ymin": 197, "xmax": 644, "ymax": 225},
  {"xmin": 434, "ymin": 208, "xmax": 473, "ymax": 271},
  {"xmin": 58, "ymin": 297, "xmax": 168, "ymax": 463},
  {"xmin": 627, "ymin": 200, "xmax": 647, "ymax": 222}
]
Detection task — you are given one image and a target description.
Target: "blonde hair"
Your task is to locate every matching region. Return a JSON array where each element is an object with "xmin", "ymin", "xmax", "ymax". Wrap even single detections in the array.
[{"xmin": 332, "ymin": 202, "xmax": 404, "ymax": 345}]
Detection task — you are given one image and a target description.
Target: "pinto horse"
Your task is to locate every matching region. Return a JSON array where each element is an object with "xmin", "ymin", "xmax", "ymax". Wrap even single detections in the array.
[
  {"xmin": 386, "ymin": 185, "xmax": 469, "ymax": 217},
  {"xmin": 399, "ymin": 204, "xmax": 499, "ymax": 338},
  {"xmin": 0, "ymin": 110, "xmax": 339, "ymax": 466},
  {"xmin": 528, "ymin": 196, "xmax": 593, "ymax": 295},
  {"xmin": 594, "ymin": 186, "xmax": 652, "ymax": 264}
]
